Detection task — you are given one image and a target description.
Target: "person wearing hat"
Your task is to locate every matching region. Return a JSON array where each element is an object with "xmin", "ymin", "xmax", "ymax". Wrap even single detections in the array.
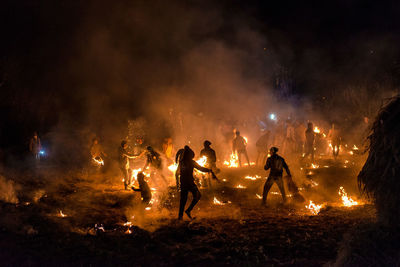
[
  {"xmin": 200, "ymin": 140, "xmax": 218, "ymax": 188},
  {"xmin": 262, "ymin": 147, "xmax": 291, "ymax": 206}
]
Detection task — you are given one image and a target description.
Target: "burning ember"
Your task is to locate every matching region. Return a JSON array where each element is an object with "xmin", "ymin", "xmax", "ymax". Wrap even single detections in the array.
[
  {"xmin": 313, "ymin": 126, "xmax": 321, "ymax": 134},
  {"xmin": 352, "ymin": 145, "xmax": 359, "ymax": 150},
  {"xmin": 245, "ymin": 175, "xmax": 261, "ymax": 180},
  {"xmin": 145, "ymin": 207, "xmax": 151, "ymax": 211},
  {"xmin": 224, "ymin": 152, "xmax": 239, "ymax": 168},
  {"xmin": 256, "ymin": 194, "xmax": 262, "ymax": 199},
  {"xmin": 92, "ymin": 157, "xmax": 104, "ymax": 166},
  {"xmin": 213, "ymin": 197, "xmax": 225, "ymax": 205},
  {"xmin": 196, "ymin": 156, "xmax": 207, "ymax": 167},
  {"xmin": 235, "ymin": 184, "xmax": 246, "ymax": 189},
  {"xmin": 338, "ymin": 186, "xmax": 359, "ymax": 207},
  {"xmin": 311, "ymin": 163, "xmax": 319, "ymax": 169},
  {"xmin": 305, "ymin": 200, "xmax": 323, "ymax": 215},
  {"xmin": 58, "ymin": 210, "xmax": 67, "ymax": 217}
]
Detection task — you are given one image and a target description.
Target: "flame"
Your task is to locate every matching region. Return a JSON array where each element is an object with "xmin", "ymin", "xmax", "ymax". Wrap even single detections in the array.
[
  {"xmin": 235, "ymin": 184, "xmax": 246, "ymax": 189},
  {"xmin": 123, "ymin": 221, "xmax": 133, "ymax": 226},
  {"xmin": 224, "ymin": 152, "xmax": 239, "ymax": 168},
  {"xmin": 313, "ymin": 126, "xmax": 321, "ymax": 134},
  {"xmin": 353, "ymin": 145, "xmax": 359, "ymax": 150},
  {"xmin": 125, "ymin": 229, "xmax": 132, "ymax": 234},
  {"xmin": 339, "ymin": 186, "xmax": 359, "ymax": 207},
  {"xmin": 243, "ymin": 136, "xmax": 248, "ymax": 144},
  {"xmin": 59, "ymin": 210, "xmax": 67, "ymax": 217},
  {"xmin": 245, "ymin": 175, "xmax": 261, "ymax": 180},
  {"xmin": 311, "ymin": 163, "xmax": 319, "ymax": 169},
  {"xmin": 256, "ymin": 194, "xmax": 262, "ymax": 199},
  {"xmin": 92, "ymin": 157, "xmax": 104, "ymax": 166},
  {"xmin": 196, "ymin": 156, "xmax": 207, "ymax": 166},
  {"xmin": 145, "ymin": 207, "xmax": 151, "ymax": 211},
  {"xmin": 213, "ymin": 197, "xmax": 225, "ymax": 205},
  {"xmin": 168, "ymin": 164, "xmax": 178, "ymax": 172},
  {"xmin": 305, "ymin": 200, "xmax": 323, "ymax": 215}
]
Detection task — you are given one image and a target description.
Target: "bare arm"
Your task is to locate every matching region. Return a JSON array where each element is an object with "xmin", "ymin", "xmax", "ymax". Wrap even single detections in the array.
[
  {"xmin": 283, "ymin": 159, "xmax": 291, "ymax": 176},
  {"xmin": 193, "ymin": 161, "xmax": 211, "ymax": 173}
]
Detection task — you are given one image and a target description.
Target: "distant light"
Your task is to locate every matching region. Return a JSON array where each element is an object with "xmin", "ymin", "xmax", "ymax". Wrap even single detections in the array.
[
  {"xmin": 39, "ymin": 150, "xmax": 45, "ymax": 155},
  {"xmin": 269, "ymin": 113, "xmax": 277, "ymax": 121}
]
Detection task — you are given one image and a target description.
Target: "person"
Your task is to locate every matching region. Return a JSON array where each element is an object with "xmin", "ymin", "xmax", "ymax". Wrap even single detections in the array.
[
  {"xmin": 328, "ymin": 123, "xmax": 341, "ymax": 159},
  {"xmin": 131, "ymin": 172, "xmax": 152, "ymax": 205},
  {"xmin": 304, "ymin": 122, "xmax": 315, "ymax": 161},
  {"xmin": 283, "ymin": 120, "xmax": 295, "ymax": 154},
  {"xmin": 119, "ymin": 141, "xmax": 136, "ymax": 190},
  {"xmin": 256, "ymin": 130, "xmax": 270, "ymax": 166},
  {"xmin": 29, "ymin": 132, "xmax": 41, "ymax": 162},
  {"xmin": 90, "ymin": 138, "xmax": 107, "ymax": 166},
  {"xmin": 232, "ymin": 131, "xmax": 250, "ymax": 167},
  {"xmin": 294, "ymin": 121, "xmax": 306, "ymax": 154},
  {"xmin": 262, "ymin": 147, "xmax": 291, "ymax": 206},
  {"xmin": 175, "ymin": 146, "xmax": 187, "ymax": 191},
  {"xmin": 143, "ymin": 146, "xmax": 167, "ymax": 186},
  {"xmin": 200, "ymin": 140, "xmax": 218, "ymax": 188},
  {"xmin": 178, "ymin": 146, "xmax": 213, "ymax": 220}
]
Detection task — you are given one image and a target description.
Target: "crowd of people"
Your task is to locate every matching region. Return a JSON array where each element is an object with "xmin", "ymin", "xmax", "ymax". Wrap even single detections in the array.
[{"xmin": 26, "ymin": 117, "xmax": 355, "ymax": 220}]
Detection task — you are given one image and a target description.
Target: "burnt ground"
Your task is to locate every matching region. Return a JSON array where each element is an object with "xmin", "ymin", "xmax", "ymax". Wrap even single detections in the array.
[{"xmin": 0, "ymin": 155, "xmax": 375, "ymax": 266}]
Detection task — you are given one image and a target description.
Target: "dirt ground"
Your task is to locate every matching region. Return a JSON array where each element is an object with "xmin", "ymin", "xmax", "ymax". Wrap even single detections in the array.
[{"xmin": 0, "ymin": 154, "xmax": 375, "ymax": 266}]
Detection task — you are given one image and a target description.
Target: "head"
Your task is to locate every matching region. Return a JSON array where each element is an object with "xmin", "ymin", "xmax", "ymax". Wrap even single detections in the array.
[
  {"xmin": 183, "ymin": 146, "xmax": 195, "ymax": 161},
  {"xmin": 121, "ymin": 140, "xmax": 127, "ymax": 149},
  {"xmin": 136, "ymin": 137, "xmax": 143, "ymax": 144},
  {"xmin": 307, "ymin": 122, "xmax": 313, "ymax": 130},
  {"xmin": 146, "ymin": 146, "xmax": 153, "ymax": 152},
  {"xmin": 270, "ymin": 147, "xmax": 278, "ymax": 155},
  {"xmin": 137, "ymin": 172, "xmax": 145, "ymax": 184},
  {"xmin": 92, "ymin": 138, "xmax": 98, "ymax": 145},
  {"xmin": 204, "ymin": 140, "xmax": 211, "ymax": 148},
  {"xmin": 33, "ymin": 132, "xmax": 38, "ymax": 139},
  {"xmin": 235, "ymin": 131, "xmax": 240, "ymax": 136}
]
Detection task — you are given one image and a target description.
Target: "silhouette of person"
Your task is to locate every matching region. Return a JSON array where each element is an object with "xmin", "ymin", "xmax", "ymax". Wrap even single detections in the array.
[
  {"xmin": 232, "ymin": 131, "xmax": 250, "ymax": 167},
  {"xmin": 262, "ymin": 147, "xmax": 291, "ymax": 206}
]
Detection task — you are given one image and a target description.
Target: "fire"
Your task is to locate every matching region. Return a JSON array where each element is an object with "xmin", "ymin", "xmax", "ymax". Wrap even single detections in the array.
[
  {"xmin": 311, "ymin": 163, "xmax": 319, "ymax": 169},
  {"xmin": 92, "ymin": 157, "xmax": 104, "ymax": 166},
  {"xmin": 243, "ymin": 136, "xmax": 248, "ymax": 144},
  {"xmin": 245, "ymin": 175, "xmax": 261, "ymax": 180},
  {"xmin": 339, "ymin": 186, "xmax": 359, "ymax": 207},
  {"xmin": 256, "ymin": 194, "xmax": 262, "ymax": 199},
  {"xmin": 235, "ymin": 184, "xmax": 246, "ymax": 189},
  {"xmin": 213, "ymin": 197, "xmax": 225, "ymax": 205},
  {"xmin": 123, "ymin": 221, "xmax": 133, "ymax": 226},
  {"xmin": 145, "ymin": 207, "xmax": 151, "ymax": 211},
  {"xmin": 223, "ymin": 152, "xmax": 239, "ymax": 168},
  {"xmin": 59, "ymin": 210, "xmax": 67, "ymax": 217},
  {"xmin": 125, "ymin": 229, "xmax": 132, "ymax": 234},
  {"xmin": 305, "ymin": 200, "xmax": 323, "ymax": 215},
  {"xmin": 196, "ymin": 156, "xmax": 207, "ymax": 166},
  {"xmin": 352, "ymin": 145, "xmax": 359, "ymax": 150},
  {"xmin": 168, "ymin": 164, "xmax": 178, "ymax": 172},
  {"xmin": 313, "ymin": 126, "xmax": 321, "ymax": 134}
]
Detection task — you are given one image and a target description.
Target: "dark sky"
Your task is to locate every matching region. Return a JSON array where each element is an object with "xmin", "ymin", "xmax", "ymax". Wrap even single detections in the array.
[{"xmin": 1, "ymin": 0, "xmax": 400, "ymax": 150}]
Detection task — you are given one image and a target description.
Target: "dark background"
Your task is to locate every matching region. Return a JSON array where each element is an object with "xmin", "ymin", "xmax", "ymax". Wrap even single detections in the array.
[{"xmin": 1, "ymin": 0, "xmax": 399, "ymax": 155}]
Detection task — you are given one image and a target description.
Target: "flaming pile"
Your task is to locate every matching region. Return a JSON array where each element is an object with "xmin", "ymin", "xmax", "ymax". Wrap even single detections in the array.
[
  {"xmin": 338, "ymin": 186, "xmax": 359, "ymax": 207},
  {"xmin": 305, "ymin": 200, "xmax": 323, "ymax": 215},
  {"xmin": 224, "ymin": 152, "xmax": 239, "ymax": 168}
]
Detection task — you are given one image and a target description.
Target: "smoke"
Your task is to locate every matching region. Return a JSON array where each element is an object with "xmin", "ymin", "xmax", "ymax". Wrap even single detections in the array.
[{"xmin": 0, "ymin": 175, "xmax": 18, "ymax": 204}]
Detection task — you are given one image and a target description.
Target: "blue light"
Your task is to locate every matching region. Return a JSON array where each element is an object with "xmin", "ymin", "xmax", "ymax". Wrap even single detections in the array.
[
  {"xmin": 39, "ymin": 150, "xmax": 45, "ymax": 155},
  {"xmin": 269, "ymin": 113, "xmax": 277, "ymax": 121}
]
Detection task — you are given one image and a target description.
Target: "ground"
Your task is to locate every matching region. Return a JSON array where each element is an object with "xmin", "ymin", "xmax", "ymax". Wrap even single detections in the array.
[{"xmin": 0, "ymin": 154, "xmax": 374, "ymax": 266}]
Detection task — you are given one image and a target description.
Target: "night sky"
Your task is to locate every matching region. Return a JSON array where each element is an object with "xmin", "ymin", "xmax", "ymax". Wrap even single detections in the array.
[{"xmin": 1, "ymin": 0, "xmax": 400, "ymax": 151}]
